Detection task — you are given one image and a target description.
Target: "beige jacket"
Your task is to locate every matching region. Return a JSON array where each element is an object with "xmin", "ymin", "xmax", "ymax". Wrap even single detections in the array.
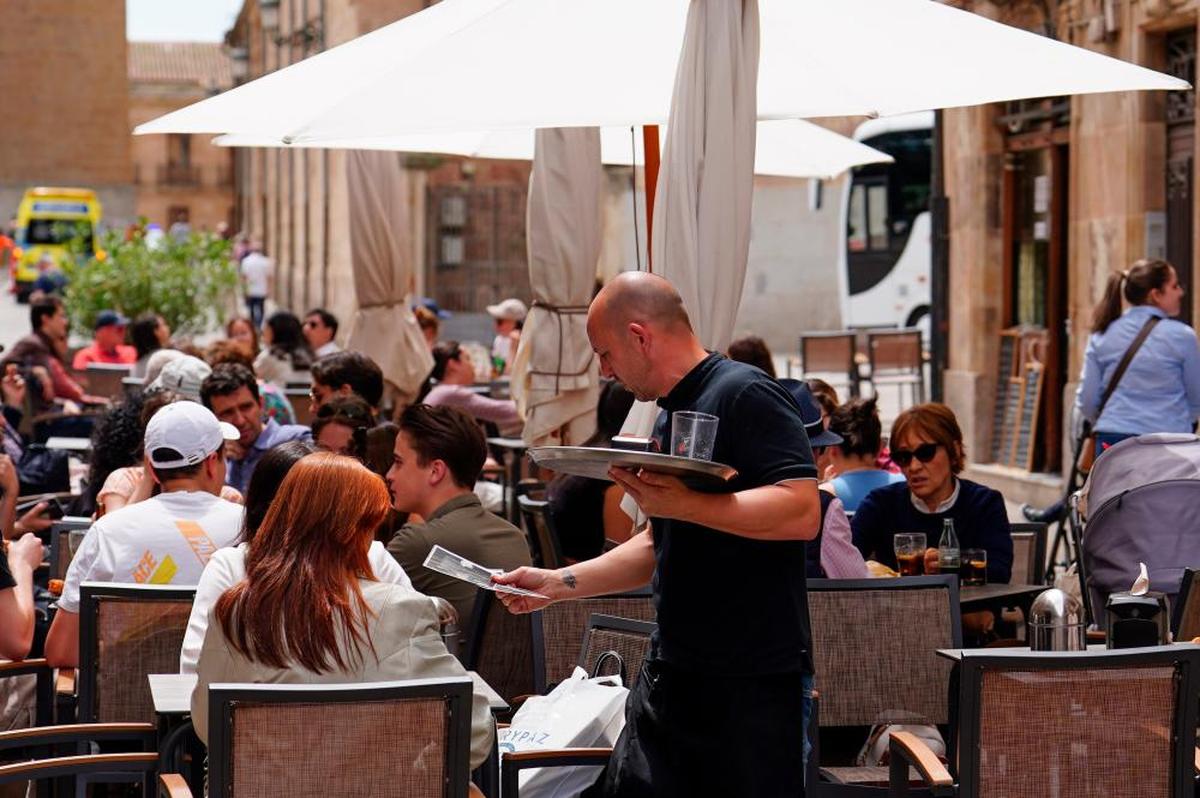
[{"xmin": 192, "ymin": 580, "xmax": 494, "ymax": 768}]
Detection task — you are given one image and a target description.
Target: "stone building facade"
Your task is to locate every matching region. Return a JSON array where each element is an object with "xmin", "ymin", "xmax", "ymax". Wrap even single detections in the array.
[
  {"xmin": 0, "ymin": 0, "xmax": 135, "ymax": 226},
  {"xmin": 941, "ymin": 0, "xmax": 1198, "ymax": 499},
  {"xmin": 129, "ymin": 42, "xmax": 237, "ymax": 232}
]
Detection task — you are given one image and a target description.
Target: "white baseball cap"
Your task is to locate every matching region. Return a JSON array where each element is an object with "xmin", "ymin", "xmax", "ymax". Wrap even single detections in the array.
[
  {"xmin": 486, "ymin": 298, "xmax": 528, "ymax": 321},
  {"xmin": 144, "ymin": 401, "xmax": 239, "ymax": 469},
  {"xmin": 147, "ymin": 355, "xmax": 212, "ymax": 402}
]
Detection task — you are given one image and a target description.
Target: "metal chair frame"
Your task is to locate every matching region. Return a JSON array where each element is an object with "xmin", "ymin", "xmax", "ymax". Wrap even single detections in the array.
[{"xmin": 529, "ymin": 588, "xmax": 653, "ymax": 694}]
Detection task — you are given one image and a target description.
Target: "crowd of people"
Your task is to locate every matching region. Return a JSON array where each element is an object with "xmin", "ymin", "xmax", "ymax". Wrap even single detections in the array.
[{"xmin": 0, "ymin": 254, "xmax": 1195, "ymax": 795}]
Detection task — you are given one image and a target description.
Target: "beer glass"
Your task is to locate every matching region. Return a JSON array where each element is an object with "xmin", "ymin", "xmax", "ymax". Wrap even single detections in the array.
[{"xmin": 893, "ymin": 533, "xmax": 926, "ymax": 576}]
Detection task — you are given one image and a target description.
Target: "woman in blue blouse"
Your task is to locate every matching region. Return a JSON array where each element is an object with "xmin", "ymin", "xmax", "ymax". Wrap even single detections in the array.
[{"xmin": 1076, "ymin": 259, "xmax": 1200, "ymax": 449}]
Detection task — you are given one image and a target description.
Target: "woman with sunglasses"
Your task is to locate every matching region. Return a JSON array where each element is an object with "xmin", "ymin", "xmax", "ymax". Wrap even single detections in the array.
[{"xmin": 850, "ymin": 403, "xmax": 1012, "ymax": 584}]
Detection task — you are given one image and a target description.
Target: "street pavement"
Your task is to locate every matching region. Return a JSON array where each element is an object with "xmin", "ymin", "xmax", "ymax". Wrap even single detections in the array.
[{"xmin": 0, "ymin": 277, "xmax": 32, "ymax": 350}]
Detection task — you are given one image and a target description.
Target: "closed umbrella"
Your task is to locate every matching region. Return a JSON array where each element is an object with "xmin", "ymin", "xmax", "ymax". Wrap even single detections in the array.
[
  {"xmin": 343, "ymin": 150, "xmax": 433, "ymax": 404},
  {"xmin": 510, "ymin": 129, "xmax": 603, "ymax": 446}
]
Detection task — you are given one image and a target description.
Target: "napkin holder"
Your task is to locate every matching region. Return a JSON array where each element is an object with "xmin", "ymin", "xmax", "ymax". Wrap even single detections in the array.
[{"xmin": 1105, "ymin": 591, "xmax": 1170, "ymax": 648}]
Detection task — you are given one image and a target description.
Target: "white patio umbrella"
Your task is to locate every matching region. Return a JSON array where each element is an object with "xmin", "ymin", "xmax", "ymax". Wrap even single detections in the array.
[
  {"xmin": 213, "ymin": 119, "xmax": 893, "ymax": 180},
  {"xmin": 136, "ymin": 0, "xmax": 1186, "ymax": 141}
]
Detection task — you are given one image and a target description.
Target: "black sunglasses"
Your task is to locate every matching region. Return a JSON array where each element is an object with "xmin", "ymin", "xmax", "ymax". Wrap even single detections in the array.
[{"xmin": 890, "ymin": 442, "xmax": 939, "ymax": 468}]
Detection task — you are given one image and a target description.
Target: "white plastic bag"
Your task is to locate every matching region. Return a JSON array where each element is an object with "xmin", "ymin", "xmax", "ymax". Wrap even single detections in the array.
[{"xmin": 498, "ymin": 666, "xmax": 629, "ymax": 798}]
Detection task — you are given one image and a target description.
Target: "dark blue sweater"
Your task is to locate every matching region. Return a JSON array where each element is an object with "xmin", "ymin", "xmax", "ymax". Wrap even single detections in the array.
[{"xmin": 850, "ymin": 479, "xmax": 1013, "ymax": 584}]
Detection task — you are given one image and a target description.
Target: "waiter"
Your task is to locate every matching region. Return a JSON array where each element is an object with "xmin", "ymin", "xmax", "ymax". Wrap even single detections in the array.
[{"xmin": 494, "ymin": 272, "xmax": 820, "ymax": 796}]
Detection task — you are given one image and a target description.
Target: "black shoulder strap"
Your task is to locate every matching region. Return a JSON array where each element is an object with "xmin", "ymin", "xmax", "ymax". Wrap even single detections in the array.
[{"xmin": 1097, "ymin": 316, "xmax": 1161, "ymax": 419}]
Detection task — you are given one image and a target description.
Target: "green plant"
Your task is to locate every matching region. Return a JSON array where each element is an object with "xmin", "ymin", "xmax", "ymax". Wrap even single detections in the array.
[{"xmin": 60, "ymin": 221, "xmax": 239, "ymax": 336}]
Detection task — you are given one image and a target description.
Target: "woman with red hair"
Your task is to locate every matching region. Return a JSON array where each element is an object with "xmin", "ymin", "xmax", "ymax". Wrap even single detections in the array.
[{"xmin": 191, "ymin": 452, "xmax": 494, "ymax": 768}]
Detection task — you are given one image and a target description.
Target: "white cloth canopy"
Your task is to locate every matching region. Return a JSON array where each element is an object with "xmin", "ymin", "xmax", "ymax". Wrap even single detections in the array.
[
  {"xmin": 510, "ymin": 129, "xmax": 603, "ymax": 447},
  {"xmin": 343, "ymin": 151, "xmax": 434, "ymax": 402},
  {"xmin": 214, "ymin": 120, "xmax": 892, "ymax": 180},
  {"xmin": 136, "ymin": 0, "xmax": 1186, "ymax": 141}
]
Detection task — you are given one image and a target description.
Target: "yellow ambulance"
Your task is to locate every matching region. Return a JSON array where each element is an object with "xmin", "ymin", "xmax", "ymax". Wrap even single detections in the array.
[{"xmin": 12, "ymin": 187, "xmax": 102, "ymax": 301}]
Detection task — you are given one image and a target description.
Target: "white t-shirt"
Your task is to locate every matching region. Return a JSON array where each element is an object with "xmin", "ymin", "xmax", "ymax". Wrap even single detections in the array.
[
  {"xmin": 179, "ymin": 541, "xmax": 413, "ymax": 674},
  {"xmin": 240, "ymin": 252, "xmax": 272, "ymax": 298},
  {"xmin": 59, "ymin": 491, "xmax": 244, "ymax": 614},
  {"xmin": 314, "ymin": 341, "xmax": 341, "ymax": 359}
]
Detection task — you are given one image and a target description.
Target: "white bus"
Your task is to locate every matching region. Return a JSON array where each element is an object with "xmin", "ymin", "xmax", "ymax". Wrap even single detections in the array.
[{"xmin": 837, "ymin": 111, "xmax": 934, "ymax": 333}]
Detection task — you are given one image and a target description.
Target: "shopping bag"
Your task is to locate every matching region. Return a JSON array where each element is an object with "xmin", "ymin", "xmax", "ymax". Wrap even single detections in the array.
[{"xmin": 498, "ymin": 666, "xmax": 629, "ymax": 798}]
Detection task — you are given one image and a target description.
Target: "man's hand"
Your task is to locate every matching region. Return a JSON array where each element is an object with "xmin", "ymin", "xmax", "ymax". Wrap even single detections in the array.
[
  {"xmin": 225, "ymin": 439, "xmax": 247, "ymax": 462},
  {"xmin": 608, "ymin": 467, "xmax": 694, "ymax": 522},
  {"xmin": 14, "ymin": 502, "xmax": 52, "ymax": 535},
  {"xmin": 492, "ymin": 566, "xmax": 569, "ymax": 614},
  {"xmin": 7, "ymin": 532, "xmax": 44, "ymax": 572},
  {"xmin": 1, "ymin": 365, "xmax": 26, "ymax": 408}
]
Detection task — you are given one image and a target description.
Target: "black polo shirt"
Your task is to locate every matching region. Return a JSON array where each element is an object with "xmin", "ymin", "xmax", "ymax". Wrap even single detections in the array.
[{"xmin": 647, "ymin": 353, "xmax": 817, "ymax": 676}]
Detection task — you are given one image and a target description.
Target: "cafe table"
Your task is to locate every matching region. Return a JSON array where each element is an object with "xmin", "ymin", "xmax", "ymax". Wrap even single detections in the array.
[{"xmin": 959, "ymin": 582, "xmax": 1047, "ymax": 618}]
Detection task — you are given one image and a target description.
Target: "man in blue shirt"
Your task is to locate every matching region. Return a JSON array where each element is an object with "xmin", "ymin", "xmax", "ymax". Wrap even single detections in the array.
[
  {"xmin": 201, "ymin": 363, "xmax": 311, "ymax": 494},
  {"xmin": 494, "ymin": 272, "xmax": 820, "ymax": 797}
]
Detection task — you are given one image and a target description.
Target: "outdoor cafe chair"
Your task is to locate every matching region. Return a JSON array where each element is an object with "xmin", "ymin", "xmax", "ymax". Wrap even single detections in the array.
[
  {"xmin": 1007, "ymin": 522, "xmax": 1048, "ymax": 587},
  {"xmin": 0, "ymin": 720, "xmax": 158, "ymax": 797},
  {"xmin": 889, "ymin": 645, "xmax": 1200, "ymax": 798},
  {"xmin": 463, "ymin": 589, "xmax": 537, "ymax": 707},
  {"xmin": 46, "ymin": 517, "xmax": 91, "ymax": 582},
  {"xmin": 498, "ymin": 615, "xmax": 657, "ymax": 798},
  {"xmin": 77, "ymin": 582, "xmax": 195, "ymax": 723},
  {"xmin": 158, "ymin": 678, "xmax": 477, "ymax": 798},
  {"xmin": 806, "ymin": 575, "xmax": 961, "ymax": 796},
  {"xmin": 530, "ymin": 588, "xmax": 654, "ymax": 693},
  {"xmin": 797, "ymin": 331, "xmax": 861, "ymax": 398},
  {"xmin": 83, "ymin": 363, "xmax": 133, "ymax": 401},
  {"xmin": 866, "ymin": 328, "xmax": 924, "ymax": 407},
  {"xmin": 1173, "ymin": 567, "xmax": 1200, "ymax": 641},
  {"xmin": 517, "ymin": 494, "xmax": 565, "ymax": 569}
]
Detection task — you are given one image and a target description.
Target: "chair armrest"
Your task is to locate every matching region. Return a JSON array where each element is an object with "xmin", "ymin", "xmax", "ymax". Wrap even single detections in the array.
[
  {"xmin": 500, "ymin": 747, "xmax": 613, "ymax": 796},
  {"xmin": 0, "ymin": 659, "xmax": 54, "ymax": 726},
  {"xmin": 889, "ymin": 731, "xmax": 955, "ymax": 797},
  {"xmin": 159, "ymin": 773, "xmax": 193, "ymax": 798},
  {"xmin": 0, "ymin": 721, "xmax": 156, "ymax": 754},
  {"xmin": 0, "ymin": 752, "xmax": 158, "ymax": 783},
  {"xmin": 0, "ymin": 658, "xmax": 50, "ymax": 676}
]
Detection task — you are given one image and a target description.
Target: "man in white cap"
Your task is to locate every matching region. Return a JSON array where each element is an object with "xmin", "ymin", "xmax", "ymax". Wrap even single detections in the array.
[
  {"xmin": 485, "ymin": 297, "xmax": 527, "ymax": 373},
  {"xmin": 44, "ymin": 402, "xmax": 244, "ymax": 667}
]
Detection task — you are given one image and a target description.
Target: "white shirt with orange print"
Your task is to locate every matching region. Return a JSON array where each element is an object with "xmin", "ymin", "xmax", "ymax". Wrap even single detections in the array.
[{"xmin": 58, "ymin": 490, "xmax": 244, "ymax": 614}]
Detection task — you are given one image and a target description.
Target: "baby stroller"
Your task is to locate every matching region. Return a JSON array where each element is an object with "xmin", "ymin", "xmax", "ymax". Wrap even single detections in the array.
[{"xmin": 1072, "ymin": 433, "xmax": 1200, "ymax": 626}]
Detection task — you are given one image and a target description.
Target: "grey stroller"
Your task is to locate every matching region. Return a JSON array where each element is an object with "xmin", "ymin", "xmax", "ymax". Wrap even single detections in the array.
[{"xmin": 1074, "ymin": 433, "xmax": 1200, "ymax": 626}]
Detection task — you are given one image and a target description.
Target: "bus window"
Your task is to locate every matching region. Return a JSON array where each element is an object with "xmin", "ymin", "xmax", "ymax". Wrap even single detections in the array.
[
  {"xmin": 867, "ymin": 184, "xmax": 888, "ymax": 250},
  {"xmin": 848, "ymin": 184, "xmax": 867, "ymax": 252}
]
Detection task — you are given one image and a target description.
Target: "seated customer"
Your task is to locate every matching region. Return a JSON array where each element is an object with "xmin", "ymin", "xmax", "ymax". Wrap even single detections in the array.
[
  {"xmin": 44, "ymin": 402, "xmax": 244, "ymax": 667},
  {"xmin": 303, "ymin": 308, "xmax": 341, "ymax": 358},
  {"xmin": 201, "ymin": 363, "xmax": 311, "ymax": 494},
  {"xmin": 312, "ymin": 395, "xmax": 374, "ymax": 458},
  {"xmin": 386, "ymin": 404, "xmax": 531, "ymax": 623},
  {"xmin": 726, "ymin": 335, "xmax": 776, "ymax": 378},
  {"xmin": 71, "ymin": 310, "xmax": 136, "ymax": 370},
  {"xmin": 546, "ymin": 380, "xmax": 637, "ymax": 560},
  {"xmin": 254, "ymin": 311, "xmax": 313, "ymax": 387},
  {"xmin": 309, "ymin": 351, "xmax": 385, "ymax": 416},
  {"xmin": 850, "ymin": 403, "xmax": 1012, "ymax": 583},
  {"xmin": 0, "ymin": 534, "xmax": 43, "ymax": 659},
  {"xmin": 192, "ymin": 452, "xmax": 494, "ymax": 770},
  {"xmin": 780, "ymin": 380, "xmax": 868, "ymax": 579},
  {"xmin": 423, "ymin": 341, "xmax": 521, "ymax": 432},
  {"xmin": 206, "ymin": 339, "xmax": 296, "ymax": 425},
  {"xmin": 180, "ymin": 441, "xmax": 411, "ymax": 673},
  {"xmin": 826, "ymin": 397, "xmax": 905, "ymax": 511}
]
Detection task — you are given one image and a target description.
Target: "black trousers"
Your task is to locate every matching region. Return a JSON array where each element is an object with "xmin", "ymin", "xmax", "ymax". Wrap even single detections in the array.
[{"xmin": 588, "ymin": 659, "xmax": 807, "ymax": 797}]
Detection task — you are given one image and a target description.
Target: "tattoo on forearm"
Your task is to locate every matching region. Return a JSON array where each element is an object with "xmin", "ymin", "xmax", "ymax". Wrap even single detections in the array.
[{"xmin": 562, "ymin": 569, "xmax": 577, "ymax": 589}]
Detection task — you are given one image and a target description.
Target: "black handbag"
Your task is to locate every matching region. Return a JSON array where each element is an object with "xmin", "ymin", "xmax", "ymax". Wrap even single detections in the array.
[{"xmin": 17, "ymin": 443, "xmax": 70, "ymax": 496}]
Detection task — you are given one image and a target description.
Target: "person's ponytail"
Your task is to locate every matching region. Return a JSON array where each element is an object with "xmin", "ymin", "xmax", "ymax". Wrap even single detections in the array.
[{"xmin": 1090, "ymin": 271, "xmax": 1126, "ymax": 334}]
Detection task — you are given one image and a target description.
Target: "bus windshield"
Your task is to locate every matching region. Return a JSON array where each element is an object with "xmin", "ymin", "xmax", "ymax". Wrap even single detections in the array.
[{"xmin": 25, "ymin": 218, "xmax": 93, "ymax": 251}]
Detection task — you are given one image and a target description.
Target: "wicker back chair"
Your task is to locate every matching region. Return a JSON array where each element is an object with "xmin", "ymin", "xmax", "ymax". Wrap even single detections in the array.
[
  {"xmin": 1008, "ymin": 522, "xmax": 1048, "ymax": 586},
  {"xmin": 78, "ymin": 582, "xmax": 196, "ymax": 723},
  {"xmin": 517, "ymin": 494, "xmax": 564, "ymax": 569},
  {"xmin": 463, "ymin": 589, "xmax": 536, "ymax": 704},
  {"xmin": 891, "ymin": 646, "xmax": 1200, "ymax": 798},
  {"xmin": 866, "ymin": 328, "xmax": 924, "ymax": 406},
  {"xmin": 806, "ymin": 575, "xmax": 961, "ymax": 793},
  {"xmin": 530, "ymin": 587, "xmax": 654, "ymax": 693},
  {"xmin": 84, "ymin": 363, "xmax": 133, "ymax": 401},
  {"xmin": 578, "ymin": 614, "xmax": 656, "ymax": 687},
  {"xmin": 47, "ymin": 517, "xmax": 91, "ymax": 581},
  {"xmin": 171, "ymin": 679, "xmax": 474, "ymax": 798},
  {"xmin": 799, "ymin": 332, "xmax": 860, "ymax": 398}
]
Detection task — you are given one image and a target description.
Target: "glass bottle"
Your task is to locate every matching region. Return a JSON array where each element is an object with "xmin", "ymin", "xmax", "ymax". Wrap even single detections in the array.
[{"xmin": 938, "ymin": 518, "xmax": 961, "ymax": 575}]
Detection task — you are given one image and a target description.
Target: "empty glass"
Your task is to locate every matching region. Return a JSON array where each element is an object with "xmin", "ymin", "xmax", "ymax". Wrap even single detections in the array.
[
  {"xmin": 671, "ymin": 411, "xmax": 719, "ymax": 460},
  {"xmin": 893, "ymin": 533, "xmax": 927, "ymax": 576}
]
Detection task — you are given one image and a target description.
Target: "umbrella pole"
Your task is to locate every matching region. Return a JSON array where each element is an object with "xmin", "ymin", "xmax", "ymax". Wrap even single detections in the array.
[{"xmin": 642, "ymin": 124, "xmax": 660, "ymax": 272}]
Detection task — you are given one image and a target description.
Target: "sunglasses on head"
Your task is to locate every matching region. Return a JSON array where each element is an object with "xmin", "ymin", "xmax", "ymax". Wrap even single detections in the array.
[{"xmin": 891, "ymin": 442, "xmax": 939, "ymax": 468}]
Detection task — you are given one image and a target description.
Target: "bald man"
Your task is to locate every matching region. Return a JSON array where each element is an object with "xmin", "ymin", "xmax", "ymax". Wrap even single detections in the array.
[{"xmin": 495, "ymin": 272, "xmax": 821, "ymax": 797}]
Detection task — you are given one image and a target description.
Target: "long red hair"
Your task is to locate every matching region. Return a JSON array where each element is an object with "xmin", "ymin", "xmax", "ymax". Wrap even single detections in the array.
[{"xmin": 214, "ymin": 452, "xmax": 392, "ymax": 673}]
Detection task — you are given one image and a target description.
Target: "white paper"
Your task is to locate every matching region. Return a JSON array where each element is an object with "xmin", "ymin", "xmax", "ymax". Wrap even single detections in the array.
[
  {"xmin": 422, "ymin": 544, "xmax": 549, "ymax": 599},
  {"xmin": 1131, "ymin": 562, "xmax": 1150, "ymax": 596}
]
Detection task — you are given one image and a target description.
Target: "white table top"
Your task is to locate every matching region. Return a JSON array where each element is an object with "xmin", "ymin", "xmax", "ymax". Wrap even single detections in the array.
[
  {"xmin": 148, "ymin": 670, "xmax": 508, "ymax": 716},
  {"xmin": 486, "ymin": 437, "xmax": 527, "ymax": 449},
  {"xmin": 45, "ymin": 437, "xmax": 91, "ymax": 452}
]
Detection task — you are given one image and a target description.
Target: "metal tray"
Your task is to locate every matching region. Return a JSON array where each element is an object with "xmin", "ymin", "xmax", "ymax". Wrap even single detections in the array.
[{"xmin": 529, "ymin": 446, "xmax": 737, "ymax": 487}]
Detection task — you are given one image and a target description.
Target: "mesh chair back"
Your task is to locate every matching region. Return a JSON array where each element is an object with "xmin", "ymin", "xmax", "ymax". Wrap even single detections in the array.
[
  {"xmin": 959, "ymin": 647, "xmax": 1200, "ymax": 798},
  {"xmin": 1008, "ymin": 522, "xmax": 1048, "ymax": 586},
  {"xmin": 800, "ymin": 332, "xmax": 856, "ymax": 374},
  {"xmin": 286, "ymin": 388, "xmax": 315, "ymax": 426},
  {"xmin": 79, "ymin": 583, "xmax": 196, "ymax": 723},
  {"xmin": 867, "ymin": 329, "xmax": 922, "ymax": 375},
  {"xmin": 807, "ymin": 576, "xmax": 961, "ymax": 727},
  {"xmin": 464, "ymin": 589, "xmax": 535, "ymax": 702},
  {"xmin": 84, "ymin": 363, "xmax": 133, "ymax": 400},
  {"xmin": 1174, "ymin": 568, "xmax": 1200, "ymax": 640},
  {"xmin": 532, "ymin": 590, "xmax": 654, "ymax": 692},
  {"xmin": 517, "ymin": 495, "xmax": 563, "ymax": 569},
  {"xmin": 208, "ymin": 679, "xmax": 473, "ymax": 798},
  {"xmin": 47, "ymin": 517, "xmax": 91, "ymax": 581},
  {"xmin": 579, "ymin": 614, "xmax": 656, "ymax": 688}
]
